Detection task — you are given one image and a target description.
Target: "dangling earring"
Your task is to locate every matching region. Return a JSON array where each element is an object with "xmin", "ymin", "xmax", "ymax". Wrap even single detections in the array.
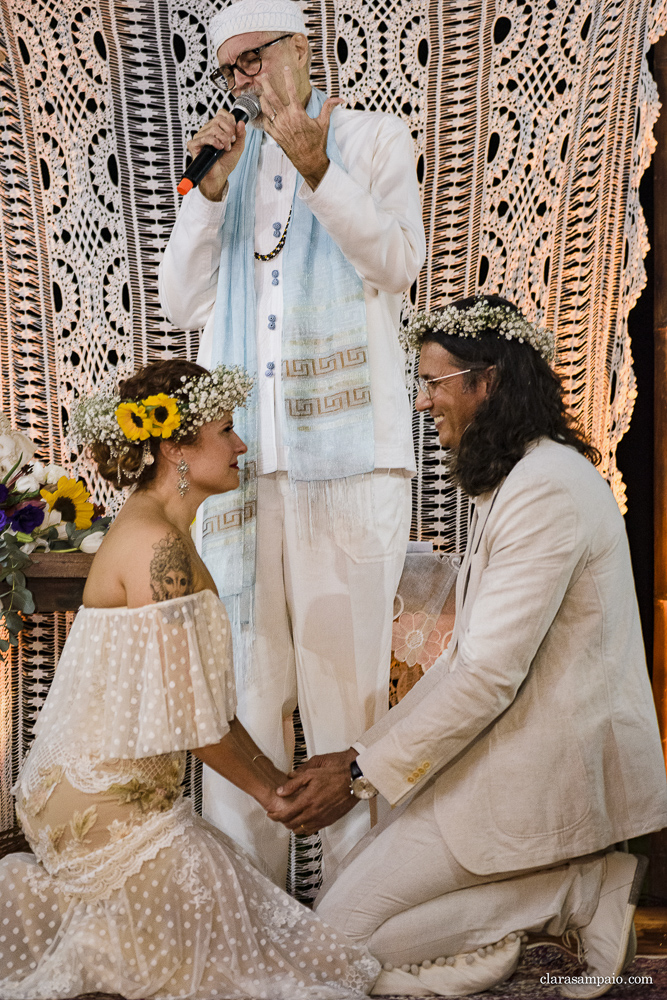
[{"xmin": 176, "ymin": 458, "xmax": 189, "ymax": 498}]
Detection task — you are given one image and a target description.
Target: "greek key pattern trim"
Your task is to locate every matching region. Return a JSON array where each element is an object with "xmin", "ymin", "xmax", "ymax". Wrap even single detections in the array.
[
  {"xmin": 202, "ymin": 501, "xmax": 257, "ymax": 538},
  {"xmin": 283, "ymin": 347, "xmax": 369, "ymax": 379},
  {"xmin": 285, "ymin": 387, "xmax": 372, "ymax": 419}
]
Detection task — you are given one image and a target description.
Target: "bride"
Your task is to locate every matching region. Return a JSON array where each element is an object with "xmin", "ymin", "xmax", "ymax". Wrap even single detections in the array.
[{"xmin": 0, "ymin": 359, "xmax": 379, "ymax": 1000}]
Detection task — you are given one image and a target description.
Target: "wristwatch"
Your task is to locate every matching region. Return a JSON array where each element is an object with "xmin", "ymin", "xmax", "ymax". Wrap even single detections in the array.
[{"xmin": 350, "ymin": 759, "xmax": 378, "ymax": 800}]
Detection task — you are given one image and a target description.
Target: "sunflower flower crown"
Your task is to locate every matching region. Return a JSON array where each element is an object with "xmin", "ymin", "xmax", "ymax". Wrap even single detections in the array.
[
  {"xmin": 401, "ymin": 300, "xmax": 555, "ymax": 362},
  {"xmin": 69, "ymin": 365, "xmax": 254, "ymax": 459}
]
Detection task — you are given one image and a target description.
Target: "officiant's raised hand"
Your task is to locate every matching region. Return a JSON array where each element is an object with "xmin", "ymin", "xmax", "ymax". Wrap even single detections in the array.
[
  {"xmin": 260, "ymin": 67, "xmax": 343, "ymax": 190},
  {"xmin": 266, "ymin": 748, "xmax": 358, "ymax": 835}
]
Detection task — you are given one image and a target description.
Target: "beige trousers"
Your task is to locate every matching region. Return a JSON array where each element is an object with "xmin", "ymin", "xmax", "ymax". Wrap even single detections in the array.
[
  {"xmin": 203, "ymin": 469, "xmax": 412, "ymax": 886},
  {"xmin": 315, "ymin": 782, "xmax": 605, "ymax": 964}
]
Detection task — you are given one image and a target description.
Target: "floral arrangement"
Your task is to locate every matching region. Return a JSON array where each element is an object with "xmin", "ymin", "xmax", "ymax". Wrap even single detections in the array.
[
  {"xmin": 401, "ymin": 299, "xmax": 555, "ymax": 362},
  {"xmin": 69, "ymin": 365, "xmax": 255, "ymax": 452},
  {"xmin": 0, "ymin": 412, "xmax": 110, "ymax": 652}
]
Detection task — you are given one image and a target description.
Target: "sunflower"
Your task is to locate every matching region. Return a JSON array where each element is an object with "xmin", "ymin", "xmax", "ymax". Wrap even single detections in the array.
[
  {"xmin": 41, "ymin": 476, "xmax": 94, "ymax": 529},
  {"xmin": 143, "ymin": 394, "xmax": 181, "ymax": 439},
  {"xmin": 115, "ymin": 402, "xmax": 151, "ymax": 441}
]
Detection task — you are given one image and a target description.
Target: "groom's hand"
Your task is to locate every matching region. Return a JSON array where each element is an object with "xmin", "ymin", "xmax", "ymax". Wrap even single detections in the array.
[
  {"xmin": 296, "ymin": 748, "xmax": 359, "ymax": 772},
  {"xmin": 266, "ymin": 748, "xmax": 358, "ymax": 834}
]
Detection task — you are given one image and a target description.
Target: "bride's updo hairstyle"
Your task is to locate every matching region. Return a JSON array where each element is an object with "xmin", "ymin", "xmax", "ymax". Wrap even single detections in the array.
[{"xmin": 90, "ymin": 360, "xmax": 207, "ymax": 489}]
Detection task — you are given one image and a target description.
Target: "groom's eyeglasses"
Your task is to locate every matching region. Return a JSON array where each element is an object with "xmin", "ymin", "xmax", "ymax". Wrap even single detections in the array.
[
  {"xmin": 415, "ymin": 370, "xmax": 472, "ymax": 399},
  {"xmin": 210, "ymin": 35, "xmax": 294, "ymax": 92}
]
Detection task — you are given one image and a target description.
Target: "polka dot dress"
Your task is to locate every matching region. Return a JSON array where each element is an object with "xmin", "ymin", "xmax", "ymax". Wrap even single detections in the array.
[{"xmin": 0, "ymin": 592, "xmax": 379, "ymax": 999}]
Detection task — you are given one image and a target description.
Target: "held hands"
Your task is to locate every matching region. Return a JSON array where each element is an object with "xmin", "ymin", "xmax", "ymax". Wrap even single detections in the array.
[
  {"xmin": 251, "ymin": 755, "xmax": 292, "ymax": 817},
  {"xmin": 266, "ymin": 748, "xmax": 359, "ymax": 835},
  {"xmin": 261, "ymin": 68, "xmax": 344, "ymax": 190},
  {"xmin": 186, "ymin": 110, "xmax": 247, "ymax": 202}
]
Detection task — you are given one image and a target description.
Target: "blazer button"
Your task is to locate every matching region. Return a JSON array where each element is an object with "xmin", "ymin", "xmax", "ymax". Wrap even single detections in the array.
[{"xmin": 407, "ymin": 776, "xmax": 415, "ymax": 784}]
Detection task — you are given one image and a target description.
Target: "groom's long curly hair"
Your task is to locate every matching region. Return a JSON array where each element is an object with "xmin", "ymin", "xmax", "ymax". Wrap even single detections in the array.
[{"xmin": 420, "ymin": 295, "xmax": 600, "ymax": 497}]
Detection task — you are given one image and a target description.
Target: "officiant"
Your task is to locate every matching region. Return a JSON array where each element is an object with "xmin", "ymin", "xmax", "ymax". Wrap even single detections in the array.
[{"xmin": 158, "ymin": 0, "xmax": 426, "ymax": 887}]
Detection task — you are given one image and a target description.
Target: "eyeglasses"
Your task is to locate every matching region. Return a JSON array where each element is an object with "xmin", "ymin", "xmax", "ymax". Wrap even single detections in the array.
[
  {"xmin": 210, "ymin": 34, "xmax": 293, "ymax": 92},
  {"xmin": 415, "ymin": 370, "xmax": 472, "ymax": 399}
]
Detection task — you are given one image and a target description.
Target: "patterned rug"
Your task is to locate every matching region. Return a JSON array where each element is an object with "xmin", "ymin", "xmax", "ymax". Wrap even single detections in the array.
[
  {"xmin": 482, "ymin": 946, "xmax": 664, "ymax": 998},
  {"xmin": 55, "ymin": 946, "xmax": 667, "ymax": 999}
]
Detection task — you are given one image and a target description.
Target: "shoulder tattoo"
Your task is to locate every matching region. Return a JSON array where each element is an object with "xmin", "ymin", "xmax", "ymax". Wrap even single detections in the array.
[{"xmin": 149, "ymin": 532, "xmax": 194, "ymax": 602}]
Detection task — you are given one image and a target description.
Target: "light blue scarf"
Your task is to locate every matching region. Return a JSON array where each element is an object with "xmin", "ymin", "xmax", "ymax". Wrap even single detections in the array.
[{"xmin": 202, "ymin": 88, "xmax": 374, "ymax": 678}]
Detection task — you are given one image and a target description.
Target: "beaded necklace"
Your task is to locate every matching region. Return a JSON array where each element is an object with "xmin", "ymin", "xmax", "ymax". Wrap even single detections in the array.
[{"xmin": 254, "ymin": 206, "xmax": 292, "ymax": 262}]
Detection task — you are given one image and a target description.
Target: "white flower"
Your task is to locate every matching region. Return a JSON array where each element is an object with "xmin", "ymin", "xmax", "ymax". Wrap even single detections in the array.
[
  {"xmin": 30, "ymin": 460, "xmax": 46, "ymax": 481},
  {"xmin": 14, "ymin": 472, "xmax": 41, "ymax": 493},
  {"xmin": 43, "ymin": 464, "xmax": 69, "ymax": 485},
  {"xmin": 79, "ymin": 532, "xmax": 104, "ymax": 553},
  {"xmin": 22, "ymin": 536, "xmax": 50, "ymax": 554},
  {"xmin": 55, "ymin": 522, "xmax": 69, "ymax": 540},
  {"xmin": 0, "ymin": 431, "xmax": 35, "ymax": 476},
  {"xmin": 43, "ymin": 509, "xmax": 62, "ymax": 528}
]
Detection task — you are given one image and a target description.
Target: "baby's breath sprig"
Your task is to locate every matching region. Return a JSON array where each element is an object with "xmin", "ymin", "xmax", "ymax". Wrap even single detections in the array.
[
  {"xmin": 178, "ymin": 365, "xmax": 255, "ymax": 435},
  {"xmin": 401, "ymin": 300, "xmax": 555, "ymax": 362}
]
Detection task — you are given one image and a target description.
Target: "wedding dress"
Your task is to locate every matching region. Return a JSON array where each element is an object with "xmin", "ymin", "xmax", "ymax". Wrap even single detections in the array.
[{"xmin": 0, "ymin": 590, "xmax": 379, "ymax": 999}]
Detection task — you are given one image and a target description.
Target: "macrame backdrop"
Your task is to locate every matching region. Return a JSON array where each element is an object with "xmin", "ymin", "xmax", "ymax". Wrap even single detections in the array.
[{"xmin": 0, "ymin": 0, "xmax": 666, "ymax": 853}]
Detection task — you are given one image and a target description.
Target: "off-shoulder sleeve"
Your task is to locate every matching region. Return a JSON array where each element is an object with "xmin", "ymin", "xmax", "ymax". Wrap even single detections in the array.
[{"xmin": 34, "ymin": 590, "xmax": 237, "ymax": 760}]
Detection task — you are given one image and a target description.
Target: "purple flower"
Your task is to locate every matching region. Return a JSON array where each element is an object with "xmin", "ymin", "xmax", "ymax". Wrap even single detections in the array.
[
  {"xmin": 0, "ymin": 509, "xmax": 8, "ymax": 532},
  {"xmin": 10, "ymin": 504, "xmax": 45, "ymax": 534},
  {"xmin": 0, "ymin": 484, "xmax": 8, "ymax": 505}
]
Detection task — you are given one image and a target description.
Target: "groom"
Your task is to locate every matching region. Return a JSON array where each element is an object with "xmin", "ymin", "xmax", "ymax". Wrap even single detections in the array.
[{"xmin": 271, "ymin": 298, "xmax": 667, "ymax": 998}]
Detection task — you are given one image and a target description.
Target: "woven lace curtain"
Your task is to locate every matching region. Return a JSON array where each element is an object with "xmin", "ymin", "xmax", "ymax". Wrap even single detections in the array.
[{"xmin": 0, "ymin": 0, "xmax": 665, "ymax": 837}]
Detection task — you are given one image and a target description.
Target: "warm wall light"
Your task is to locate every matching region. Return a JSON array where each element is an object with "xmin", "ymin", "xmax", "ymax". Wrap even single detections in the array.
[{"xmin": 0, "ymin": 644, "xmax": 12, "ymax": 835}]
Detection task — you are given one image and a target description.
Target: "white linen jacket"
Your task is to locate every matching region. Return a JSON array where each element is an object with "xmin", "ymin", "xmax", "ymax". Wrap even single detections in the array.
[
  {"xmin": 158, "ymin": 107, "xmax": 426, "ymax": 473},
  {"xmin": 356, "ymin": 438, "xmax": 667, "ymax": 875}
]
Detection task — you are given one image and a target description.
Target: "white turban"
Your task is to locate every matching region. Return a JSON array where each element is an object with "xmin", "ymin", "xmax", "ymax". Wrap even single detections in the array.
[{"xmin": 209, "ymin": 1, "xmax": 307, "ymax": 57}]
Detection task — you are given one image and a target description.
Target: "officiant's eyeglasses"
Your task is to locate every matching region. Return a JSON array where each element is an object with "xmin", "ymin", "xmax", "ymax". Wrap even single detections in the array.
[
  {"xmin": 211, "ymin": 35, "xmax": 294, "ymax": 92},
  {"xmin": 415, "ymin": 370, "xmax": 472, "ymax": 399}
]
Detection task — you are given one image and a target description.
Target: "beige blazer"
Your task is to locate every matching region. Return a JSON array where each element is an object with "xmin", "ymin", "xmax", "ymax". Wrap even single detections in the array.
[{"xmin": 357, "ymin": 438, "xmax": 667, "ymax": 875}]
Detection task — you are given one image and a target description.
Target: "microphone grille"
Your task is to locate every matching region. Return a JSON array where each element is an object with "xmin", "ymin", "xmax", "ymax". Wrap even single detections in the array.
[{"xmin": 232, "ymin": 93, "xmax": 261, "ymax": 122}]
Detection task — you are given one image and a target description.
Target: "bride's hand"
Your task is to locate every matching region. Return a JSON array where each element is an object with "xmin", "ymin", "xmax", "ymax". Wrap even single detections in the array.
[{"xmin": 254, "ymin": 755, "xmax": 290, "ymax": 789}]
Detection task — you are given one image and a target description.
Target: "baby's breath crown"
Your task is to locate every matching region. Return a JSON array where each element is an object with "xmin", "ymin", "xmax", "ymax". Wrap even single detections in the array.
[
  {"xmin": 69, "ymin": 364, "xmax": 255, "ymax": 453},
  {"xmin": 402, "ymin": 298, "xmax": 555, "ymax": 362}
]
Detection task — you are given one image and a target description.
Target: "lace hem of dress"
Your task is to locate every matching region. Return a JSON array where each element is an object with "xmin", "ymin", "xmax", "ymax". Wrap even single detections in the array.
[
  {"xmin": 26, "ymin": 797, "xmax": 194, "ymax": 902},
  {"xmin": 252, "ymin": 896, "xmax": 380, "ymax": 994}
]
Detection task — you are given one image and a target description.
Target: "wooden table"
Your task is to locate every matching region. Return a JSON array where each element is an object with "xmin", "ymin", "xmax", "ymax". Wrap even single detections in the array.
[{"xmin": 23, "ymin": 551, "xmax": 93, "ymax": 612}]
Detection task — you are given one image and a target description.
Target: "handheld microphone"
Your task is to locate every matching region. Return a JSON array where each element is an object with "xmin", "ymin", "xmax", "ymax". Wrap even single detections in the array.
[{"xmin": 177, "ymin": 94, "xmax": 262, "ymax": 196}]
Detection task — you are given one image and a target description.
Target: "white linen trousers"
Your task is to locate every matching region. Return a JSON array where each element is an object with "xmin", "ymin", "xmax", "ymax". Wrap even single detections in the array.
[
  {"xmin": 202, "ymin": 469, "xmax": 412, "ymax": 884},
  {"xmin": 315, "ymin": 782, "xmax": 604, "ymax": 964}
]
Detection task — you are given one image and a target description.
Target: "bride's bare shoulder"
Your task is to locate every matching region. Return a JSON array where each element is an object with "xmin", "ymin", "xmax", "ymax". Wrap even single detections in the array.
[{"xmin": 83, "ymin": 505, "xmax": 199, "ymax": 609}]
